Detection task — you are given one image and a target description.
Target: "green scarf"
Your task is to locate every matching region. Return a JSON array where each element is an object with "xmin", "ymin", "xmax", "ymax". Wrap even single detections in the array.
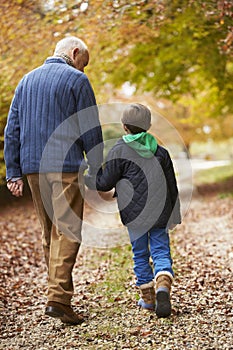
[{"xmin": 122, "ymin": 132, "xmax": 157, "ymax": 158}]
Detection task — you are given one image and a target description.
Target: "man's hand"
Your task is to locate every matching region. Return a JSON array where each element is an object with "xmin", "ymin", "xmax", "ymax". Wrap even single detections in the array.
[
  {"xmin": 7, "ymin": 179, "xmax": 24, "ymax": 197},
  {"xmin": 98, "ymin": 190, "xmax": 115, "ymax": 201}
]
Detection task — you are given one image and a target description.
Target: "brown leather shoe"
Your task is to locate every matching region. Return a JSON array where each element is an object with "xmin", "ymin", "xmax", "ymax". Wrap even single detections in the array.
[{"xmin": 45, "ymin": 301, "xmax": 84, "ymax": 325}]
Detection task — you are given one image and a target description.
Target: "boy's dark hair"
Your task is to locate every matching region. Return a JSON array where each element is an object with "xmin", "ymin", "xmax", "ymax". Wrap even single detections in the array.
[{"xmin": 124, "ymin": 124, "xmax": 146, "ymax": 134}]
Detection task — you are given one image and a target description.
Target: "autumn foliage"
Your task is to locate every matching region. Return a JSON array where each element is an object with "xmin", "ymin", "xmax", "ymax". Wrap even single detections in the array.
[{"xmin": 0, "ymin": 0, "xmax": 233, "ymax": 181}]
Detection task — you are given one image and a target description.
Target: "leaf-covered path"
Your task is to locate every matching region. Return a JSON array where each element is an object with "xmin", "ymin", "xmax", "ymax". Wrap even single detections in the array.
[{"xmin": 0, "ymin": 193, "xmax": 232, "ymax": 350}]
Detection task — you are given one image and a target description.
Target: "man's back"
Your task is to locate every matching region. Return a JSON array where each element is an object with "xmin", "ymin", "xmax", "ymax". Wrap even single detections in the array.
[{"xmin": 4, "ymin": 57, "xmax": 102, "ymax": 178}]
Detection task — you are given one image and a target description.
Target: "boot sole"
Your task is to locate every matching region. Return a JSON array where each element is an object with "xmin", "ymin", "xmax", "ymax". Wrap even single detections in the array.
[
  {"xmin": 138, "ymin": 298, "xmax": 155, "ymax": 310},
  {"xmin": 156, "ymin": 291, "xmax": 171, "ymax": 318},
  {"xmin": 60, "ymin": 314, "xmax": 84, "ymax": 325}
]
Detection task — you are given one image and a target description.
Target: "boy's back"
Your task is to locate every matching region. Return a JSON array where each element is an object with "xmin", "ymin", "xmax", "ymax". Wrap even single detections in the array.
[{"xmin": 89, "ymin": 136, "xmax": 181, "ymax": 236}]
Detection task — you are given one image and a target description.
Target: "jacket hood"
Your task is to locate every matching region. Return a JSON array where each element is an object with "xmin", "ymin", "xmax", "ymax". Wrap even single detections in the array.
[{"xmin": 122, "ymin": 132, "xmax": 157, "ymax": 158}]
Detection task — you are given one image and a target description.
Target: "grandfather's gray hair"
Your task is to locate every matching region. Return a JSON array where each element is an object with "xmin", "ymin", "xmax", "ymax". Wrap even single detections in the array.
[{"xmin": 54, "ymin": 36, "xmax": 87, "ymax": 55}]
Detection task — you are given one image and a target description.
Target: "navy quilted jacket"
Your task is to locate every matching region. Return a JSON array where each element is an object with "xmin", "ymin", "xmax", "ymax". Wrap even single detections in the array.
[
  {"xmin": 86, "ymin": 138, "xmax": 181, "ymax": 234},
  {"xmin": 4, "ymin": 57, "xmax": 103, "ymax": 179}
]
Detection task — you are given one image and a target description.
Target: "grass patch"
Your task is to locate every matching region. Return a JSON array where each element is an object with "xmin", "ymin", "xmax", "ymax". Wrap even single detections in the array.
[
  {"xmin": 218, "ymin": 192, "xmax": 233, "ymax": 199},
  {"xmin": 194, "ymin": 164, "xmax": 233, "ymax": 196},
  {"xmin": 91, "ymin": 245, "xmax": 134, "ymax": 302},
  {"xmin": 194, "ymin": 164, "xmax": 233, "ymax": 185}
]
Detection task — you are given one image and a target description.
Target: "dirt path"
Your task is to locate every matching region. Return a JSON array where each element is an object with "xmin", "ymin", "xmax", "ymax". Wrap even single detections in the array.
[{"xmin": 0, "ymin": 192, "xmax": 232, "ymax": 349}]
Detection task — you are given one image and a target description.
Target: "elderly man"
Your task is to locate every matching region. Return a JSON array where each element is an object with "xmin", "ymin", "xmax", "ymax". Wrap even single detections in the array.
[{"xmin": 4, "ymin": 36, "xmax": 103, "ymax": 325}]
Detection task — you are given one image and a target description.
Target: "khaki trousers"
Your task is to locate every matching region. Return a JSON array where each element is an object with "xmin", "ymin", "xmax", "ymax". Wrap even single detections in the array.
[{"xmin": 27, "ymin": 172, "xmax": 84, "ymax": 305}]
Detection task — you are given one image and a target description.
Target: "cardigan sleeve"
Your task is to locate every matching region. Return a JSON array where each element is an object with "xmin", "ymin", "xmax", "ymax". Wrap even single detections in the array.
[
  {"xmin": 75, "ymin": 77, "xmax": 103, "ymax": 173},
  {"xmin": 4, "ymin": 87, "xmax": 22, "ymax": 180}
]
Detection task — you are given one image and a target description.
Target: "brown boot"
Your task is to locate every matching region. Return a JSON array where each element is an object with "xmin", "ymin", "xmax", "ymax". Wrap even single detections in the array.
[
  {"xmin": 138, "ymin": 281, "xmax": 155, "ymax": 310},
  {"xmin": 154, "ymin": 272, "xmax": 173, "ymax": 318},
  {"xmin": 45, "ymin": 301, "xmax": 84, "ymax": 325}
]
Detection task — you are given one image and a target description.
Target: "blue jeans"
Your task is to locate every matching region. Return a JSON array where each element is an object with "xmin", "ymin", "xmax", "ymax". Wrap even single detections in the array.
[{"xmin": 129, "ymin": 227, "xmax": 174, "ymax": 286}]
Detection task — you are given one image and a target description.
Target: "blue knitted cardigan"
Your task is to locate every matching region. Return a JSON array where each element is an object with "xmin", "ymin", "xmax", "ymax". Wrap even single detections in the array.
[{"xmin": 4, "ymin": 57, "xmax": 103, "ymax": 179}]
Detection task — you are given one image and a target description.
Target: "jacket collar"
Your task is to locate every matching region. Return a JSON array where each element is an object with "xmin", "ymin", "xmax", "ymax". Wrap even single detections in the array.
[{"xmin": 44, "ymin": 56, "xmax": 68, "ymax": 65}]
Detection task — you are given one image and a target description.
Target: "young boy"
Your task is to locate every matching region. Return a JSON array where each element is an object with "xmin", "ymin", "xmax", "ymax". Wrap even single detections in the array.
[{"xmin": 85, "ymin": 103, "xmax": 181, "ymax": 317}]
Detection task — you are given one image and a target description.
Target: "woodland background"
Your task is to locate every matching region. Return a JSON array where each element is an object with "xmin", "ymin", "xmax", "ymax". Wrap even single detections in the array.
[
  {"xmin": 1, "ymin": 2, "xmax": 233, "ymax": 349},
  {"xmin": 1, "ymin": 0, "xmax": 233, "ymax": 183}
]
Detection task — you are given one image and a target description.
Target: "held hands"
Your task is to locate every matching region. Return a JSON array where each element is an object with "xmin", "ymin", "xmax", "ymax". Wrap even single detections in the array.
[
  {"xmin": 7, "ymin": 179, "xmax": 24, "ymax": 197},
  {"xmin": 84, "ymin": 168, "xmax": 114, "ymax": 201},
  {"xmin": 84, "ymin": 166, "xmax": 102, "ymax": 190}
]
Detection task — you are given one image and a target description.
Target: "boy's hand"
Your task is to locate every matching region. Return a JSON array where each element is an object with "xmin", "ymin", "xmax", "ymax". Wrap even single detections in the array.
[{"xmin": 7, "ymin": 179, "xmax": 24, "ymax": 197}]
